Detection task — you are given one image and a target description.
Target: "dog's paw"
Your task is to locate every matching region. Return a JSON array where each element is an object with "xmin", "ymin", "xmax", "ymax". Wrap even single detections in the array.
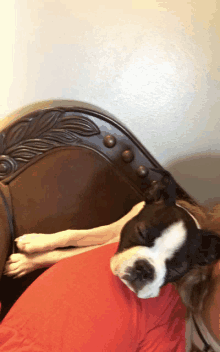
[
  {"xmin": 15, "ymin": 233, "xmax": 54, "ymax": 253},
  {"xmin": 3, "ymin": 253, "xmax": 39, "ymax": 278}
]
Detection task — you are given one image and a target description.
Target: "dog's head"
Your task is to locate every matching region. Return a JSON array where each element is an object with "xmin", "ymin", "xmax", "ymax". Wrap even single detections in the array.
[{"xmin": 110, "ymin": 169, "xmax": 220, "ymax": 299}]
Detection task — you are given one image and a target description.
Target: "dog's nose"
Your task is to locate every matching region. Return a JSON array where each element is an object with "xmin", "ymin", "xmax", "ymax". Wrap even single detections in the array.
[{"xmin": 122, "ymin": 259, "xmax": 155, "ymax": 293}]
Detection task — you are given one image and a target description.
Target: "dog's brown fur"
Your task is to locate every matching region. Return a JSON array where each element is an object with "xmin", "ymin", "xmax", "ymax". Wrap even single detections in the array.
[{"xmin": 174, "ymin": 200, "xmax": 220, "ymax": 320}]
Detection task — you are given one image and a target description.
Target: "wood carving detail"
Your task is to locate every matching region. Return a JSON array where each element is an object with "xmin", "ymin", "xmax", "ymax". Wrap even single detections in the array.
[{"xmin": 0, "ymin": 109, "xmax": 100, "ymax": 180}]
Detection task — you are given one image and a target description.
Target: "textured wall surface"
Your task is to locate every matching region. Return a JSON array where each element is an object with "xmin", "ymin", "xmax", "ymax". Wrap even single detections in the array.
[{"xmin": 0, "ymin": 1, "xmax": 219, "ymax": 206}]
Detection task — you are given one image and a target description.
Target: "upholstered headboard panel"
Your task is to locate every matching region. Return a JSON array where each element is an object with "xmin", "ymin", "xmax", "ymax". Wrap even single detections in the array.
[{"xmin": 0, "ymin": 102, "xmax": 193, "ymax": 315}]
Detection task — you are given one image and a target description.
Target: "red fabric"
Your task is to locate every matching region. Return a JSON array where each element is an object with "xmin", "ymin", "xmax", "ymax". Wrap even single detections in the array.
[{"xmin": 0, "ymin": 243, "xmax": 186, "ymax": 351}]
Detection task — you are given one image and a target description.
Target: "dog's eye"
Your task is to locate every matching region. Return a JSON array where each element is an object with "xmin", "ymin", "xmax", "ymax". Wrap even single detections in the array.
[
  {"xmin": 136, "ymin": 226, "xmax": 159, "ymax": 247},
  {"xmin": 137, "ymin": 225, "xmax": 147, "ymax": 239}
]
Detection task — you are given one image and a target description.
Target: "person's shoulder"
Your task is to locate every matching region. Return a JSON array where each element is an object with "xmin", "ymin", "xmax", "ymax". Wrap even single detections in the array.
[
  {"xmin": 137, "ymin": 284, "xmax": 186, "ymax": 350},
  {"xmin": 139, "ymin": 283, "xmax": 186, "ymax": 321}
]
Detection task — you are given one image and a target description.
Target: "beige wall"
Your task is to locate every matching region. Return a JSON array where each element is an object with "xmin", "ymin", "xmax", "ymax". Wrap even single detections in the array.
[{"xmin": 0, "ymin": 1, "xmax": 219, "ymax": 206}]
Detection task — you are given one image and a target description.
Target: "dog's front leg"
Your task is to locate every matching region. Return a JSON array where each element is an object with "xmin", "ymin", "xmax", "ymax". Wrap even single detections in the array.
[
  {"xmin": 4, "ymin": 242, "xmax": 115, "ymax": 278},
  {"xmin": 15, "ymin": 201, "xmax": 145, "ymax": 254}
]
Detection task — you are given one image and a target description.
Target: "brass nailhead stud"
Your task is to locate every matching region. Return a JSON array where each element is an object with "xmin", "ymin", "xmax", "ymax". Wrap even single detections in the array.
[
  {"xmin": 122, "ymin": 150, "xmax": 134, "ymax": 163},
  {"xmin": 103, "ymin": 135, "xmax": 116, "ymax": 148},
  {"xmin": 137, "ymin": 165, "xmax": 148, "ymax": 178}
]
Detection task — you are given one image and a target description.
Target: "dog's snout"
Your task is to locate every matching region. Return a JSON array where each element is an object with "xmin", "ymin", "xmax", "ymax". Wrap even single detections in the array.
[{"xmin": 122, "ymin": 259, "xmax": 155, "ymax": 293}]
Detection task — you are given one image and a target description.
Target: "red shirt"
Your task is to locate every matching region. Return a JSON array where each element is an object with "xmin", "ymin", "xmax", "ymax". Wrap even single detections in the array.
[{"xmin": 0, "ymin": 243, "xmax": 186, "ymax": 351}]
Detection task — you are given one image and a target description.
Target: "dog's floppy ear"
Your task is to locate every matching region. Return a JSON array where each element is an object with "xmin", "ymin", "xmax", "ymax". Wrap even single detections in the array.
[
  {"xmin": 191, "ymin": 230, "xmax": 220, "ymax": 266},
  {"xmin": 144, "ymin": 169, "xmax": 177, "ymax": 206}
]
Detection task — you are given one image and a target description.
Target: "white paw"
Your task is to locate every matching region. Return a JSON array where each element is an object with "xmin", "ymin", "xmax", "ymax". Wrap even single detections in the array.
[
  {"xmin": 15, "ymin": 233, "xmax": 53, "ymax": 253},
  {"xmin": 4, "ymin": 253, "xmax": 38, "ymax": 278}
]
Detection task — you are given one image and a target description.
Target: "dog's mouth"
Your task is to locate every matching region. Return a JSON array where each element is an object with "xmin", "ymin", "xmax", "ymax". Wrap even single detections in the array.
[{"xmin": 137, "ymin": 291, "xmax": 159, "ymax": 299}]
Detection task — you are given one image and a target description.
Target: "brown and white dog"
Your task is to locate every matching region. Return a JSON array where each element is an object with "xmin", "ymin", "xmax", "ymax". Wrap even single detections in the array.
[
  {"xmin": 4, "ymin": 169, "xmax": 220, "ymax": 304},
  {"xmin": 110, "ymin": 169, "xmax": 220, "ymax": 299}
]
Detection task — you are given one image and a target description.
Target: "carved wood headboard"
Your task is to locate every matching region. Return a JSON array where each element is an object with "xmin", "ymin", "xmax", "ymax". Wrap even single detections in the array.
[{"xmin": 0, "ymin": 105, "xmax": 191, "ymax": 195}]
